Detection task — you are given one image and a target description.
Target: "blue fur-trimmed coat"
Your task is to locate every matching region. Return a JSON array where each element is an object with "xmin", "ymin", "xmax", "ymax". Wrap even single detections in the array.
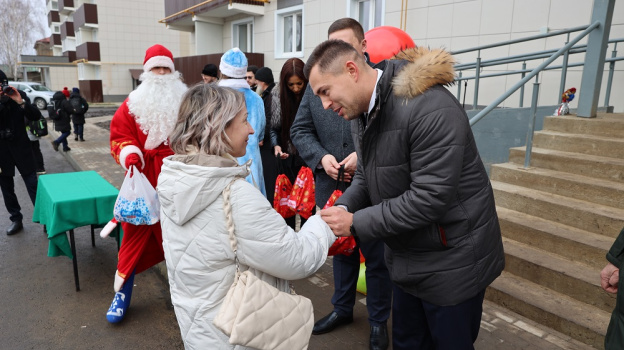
[{"xmin": 219, "ymin": 79, "xmax": 266, "ymax": 196}]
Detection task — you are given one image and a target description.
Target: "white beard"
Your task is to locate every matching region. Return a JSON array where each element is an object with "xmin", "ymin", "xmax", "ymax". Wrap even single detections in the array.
[{"xmin": 127, "ymin": 71, "xmax": 187, "ymax": 149}]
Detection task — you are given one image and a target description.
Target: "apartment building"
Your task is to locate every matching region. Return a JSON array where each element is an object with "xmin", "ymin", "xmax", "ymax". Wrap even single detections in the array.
[
  {"xmin": 161, "ymin": 0, "xmax": 623, "ymax": 112},
  {"xmin": 41, "ymin": 0, "xmax": 191, "ymax": 102}
]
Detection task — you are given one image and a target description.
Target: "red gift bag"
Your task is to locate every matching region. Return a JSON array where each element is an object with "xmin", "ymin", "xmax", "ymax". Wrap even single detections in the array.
[
  {"xmin": 324, "ymin": 166, "xmax": 357, "ymax": 256},
  {"xmin": 273, "ymin": 173, "xmax": 295, "ymax": 219},
  {"xmin": 289, "ymin": 166, "xmax": 315, "ymax": 219}
]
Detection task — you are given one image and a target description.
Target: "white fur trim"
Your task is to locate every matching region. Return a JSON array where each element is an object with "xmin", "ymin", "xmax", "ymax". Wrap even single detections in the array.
[
  {"xmin": 218, "ymin": 78, "xmax": 250, "ymax": 90},
  {"xmin": 143, "ymin": 56, "xmax": 175, "ymax": 73},
  {"xmin": 219, "ymin": 60, "xmax": 247, "ymax": 78},
  {"xmin": 114, "ymin": 272, "xmax": 125, "ymax": 292},
  {"xmin": 119, "ymin": 145, "xmax": 145, "ymax": 171}
]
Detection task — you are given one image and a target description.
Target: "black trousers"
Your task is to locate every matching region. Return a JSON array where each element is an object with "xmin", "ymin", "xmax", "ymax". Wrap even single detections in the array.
[
  {"xmin": 392, "ymin": 285, "xmax": 486, "ymax": 350},
  {"xmin": 0, "ymin": 172, "xmax": 37, "ymax": 222},
  {"xmin": 30, "ymin": 140, "xmax": 45, "ymax": 171}
]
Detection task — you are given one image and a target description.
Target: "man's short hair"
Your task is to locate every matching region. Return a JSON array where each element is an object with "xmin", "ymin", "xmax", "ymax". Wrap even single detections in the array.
[
  {"xmin": 328, "ymin": 18, "xmax": 365, "ymax": 42},
  {"xmin": 247, "ymin": 65, "xmax": 258, "ymax": 74},
  {"xmin": 304, "ymin": 40, "xmax": 363, "ymax": 80}
]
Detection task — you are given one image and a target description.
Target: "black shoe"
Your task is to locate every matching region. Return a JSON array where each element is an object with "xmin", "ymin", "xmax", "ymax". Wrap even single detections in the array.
[
  {"xmin": 6, "ymin": 221, "xmax": 23, "ymax": 235},
  {"xmin": 74, "ymin": 136, "xmax": 78, "ymax": 141},
  {"xmin": 80, "ymin": 138, "xmax": 85, "ymax": 142},
  {"xmin": 63, "ymin": 147, "xmax": 71, "ymax": 152},
  {"xmin": 369, "ymin": 324, "xmax": 389, "ymax": 350},
  {"xmin": 312, "ymin": 311, "xmax": 353, "ymax": 335},
  {"xmin": 51, "ymin": 140, "xmax": 59, "ymax": 152}
]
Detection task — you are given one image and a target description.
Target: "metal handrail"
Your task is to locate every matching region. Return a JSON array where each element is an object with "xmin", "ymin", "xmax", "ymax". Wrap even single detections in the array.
[
  {"xmin": 450, "ymin": 25, "xmax": 590, "ymax": 55},
  {"xmin": 467, "ymin": 21, "xmax": 600, "ymax": 127}
]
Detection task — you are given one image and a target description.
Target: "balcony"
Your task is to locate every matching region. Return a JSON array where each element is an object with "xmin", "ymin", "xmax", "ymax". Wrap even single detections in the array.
[
  {"xmin": 58, "ymin": 0, "xmax": 75, "ymax": 15},
  {"xmin": 51, "ymin": 34, "xmax": 62, "ymax": 47},
  {"xmin": 63, "ymin": 50, "xmax": 77, "ymax": 62},
  {"xmin": 76, "ymin": 42, "xmax": 100, "ymax": 62},
  {"xmin": 162, "ymin": 0, "xmax": 267, "ymax": 30},
  {"xmin": 48, "ymin": 10, "xmax": 60, "ymax": 26},
  {"xmin": 60, "ymin": 21, "xmax": 75, "ymax": 39},
  {"xmin": 74, "ymin": 3, "xmax": 98, "ymax": 29}
]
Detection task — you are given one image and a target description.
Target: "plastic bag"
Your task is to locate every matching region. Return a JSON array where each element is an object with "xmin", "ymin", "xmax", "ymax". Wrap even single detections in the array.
[
  {"xmin": 113, "ymin": 166, "xmax": 160, "ymax": 225},
  {"xmin": 288, "ymin": 166, "xmax": 315, "ymax": 219},
  {"xmin": 324, "ymin": 166, "xmax": 357, "ymax": 256},
  {"xmin": 274, "ymin": 173, "xmax": 295, "ymax": 219}
]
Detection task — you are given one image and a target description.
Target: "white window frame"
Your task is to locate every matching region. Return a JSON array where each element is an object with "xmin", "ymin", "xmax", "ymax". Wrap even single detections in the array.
[
  {"xmin": 232, "ymin": 17, "xmax": 254, "ymax": 53},
  {"xmin": 274, "ymin": 5, "xmax": 304, "ymax": 59},
  {"xmin": 347, "ymin": 0, "xmax": 384, "ymax": 32}
]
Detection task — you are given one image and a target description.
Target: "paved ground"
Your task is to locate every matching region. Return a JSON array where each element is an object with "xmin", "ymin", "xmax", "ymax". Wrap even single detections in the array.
[{"xmin": 0, "ymin": 108, "xmax": 596, "ymax": 349}]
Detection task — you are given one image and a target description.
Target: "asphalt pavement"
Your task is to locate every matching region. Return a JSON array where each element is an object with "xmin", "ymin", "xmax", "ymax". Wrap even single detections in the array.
[{"xmin": 0, "ymin": 107, "xmax": 596, "ymax": 349}]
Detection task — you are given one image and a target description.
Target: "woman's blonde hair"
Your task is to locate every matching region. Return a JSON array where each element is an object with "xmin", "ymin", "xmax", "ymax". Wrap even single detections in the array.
[{"xmin": 169, "ymin": 84, "xmax": 246, "ymax": 155}]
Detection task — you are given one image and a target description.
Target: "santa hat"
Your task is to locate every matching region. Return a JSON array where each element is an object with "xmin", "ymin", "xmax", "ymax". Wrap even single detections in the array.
[
  {"xmin": 143, "ymin": 44, "xmax": 175, "ymax": 73},
  {"xmin": 219, "ymin": 48, "xmax": 247, "ymax": 78}
]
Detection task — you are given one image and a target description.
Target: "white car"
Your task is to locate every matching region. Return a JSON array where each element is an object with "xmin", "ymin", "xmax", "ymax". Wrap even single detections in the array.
[{"xmin": 8, "ymin": 81, "xmax": 55, "ymax": 110}]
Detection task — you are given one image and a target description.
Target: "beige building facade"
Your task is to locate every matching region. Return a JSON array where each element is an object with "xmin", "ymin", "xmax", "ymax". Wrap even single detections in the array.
[
  {"xmin": 162, "ymin": 0, "xmax": 623, "ymax": 112},
  {"xmin": 43, "ymin": 0, "xmax": 191, "ymax": 102}
]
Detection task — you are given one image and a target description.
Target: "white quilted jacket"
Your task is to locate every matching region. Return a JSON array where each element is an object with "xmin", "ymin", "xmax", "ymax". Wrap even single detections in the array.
[{"xmin": 157, "ymin": 154, "xmax": 335, "ymax": 349}]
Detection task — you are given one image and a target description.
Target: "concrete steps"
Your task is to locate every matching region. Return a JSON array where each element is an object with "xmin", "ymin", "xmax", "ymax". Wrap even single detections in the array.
[
  {"xmin": 486, "ymin": 113, "xmax": 623, "ymax": 348},
  {"xmin": 492, "ymin": 180, "xmax": 624, "ymax": 238},
  {"xmin": 487, "ymin": 271, "xmax": 610, "ymax": 349}
]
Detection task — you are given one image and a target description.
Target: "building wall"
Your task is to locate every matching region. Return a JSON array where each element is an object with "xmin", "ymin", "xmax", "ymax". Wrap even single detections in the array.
[
  {"xmin": 194, "ymin": 0, "xmax": 623, "ymax": 113},
  {"xmin": 49, "ymin": 66, "xmax": 79, "ymax": 92}
]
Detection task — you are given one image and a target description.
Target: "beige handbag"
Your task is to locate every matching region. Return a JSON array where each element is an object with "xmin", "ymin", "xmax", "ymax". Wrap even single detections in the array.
[{"xmin": 213, "ymin": 179, "xmax": 314, "ymax": 350}]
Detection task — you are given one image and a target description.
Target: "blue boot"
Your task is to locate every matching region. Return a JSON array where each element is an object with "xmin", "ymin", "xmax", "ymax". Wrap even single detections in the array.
[{"xmin": 106, "ymin": 272, "xmax": 135, "ymax": 323}]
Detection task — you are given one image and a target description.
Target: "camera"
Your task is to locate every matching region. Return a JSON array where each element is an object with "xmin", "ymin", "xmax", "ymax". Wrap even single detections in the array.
[
  {"xmin": 1, "ymin": 82, "xmax": 14, "ymax": 96},
  {"xmin": 0, "ymin": 128, "xmax": 14, "ymax": 140}
]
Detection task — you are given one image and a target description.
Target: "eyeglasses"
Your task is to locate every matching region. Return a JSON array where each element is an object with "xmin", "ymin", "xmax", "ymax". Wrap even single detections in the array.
[{"xmin": 245, "ymin": 76, "xmax": 253, "ymax": 80}]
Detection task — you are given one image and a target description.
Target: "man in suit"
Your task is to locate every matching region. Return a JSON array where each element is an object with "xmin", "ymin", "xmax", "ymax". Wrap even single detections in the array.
[{"xmin": 290, "ymin": 18, "xmax": 392, "ymax": 350}]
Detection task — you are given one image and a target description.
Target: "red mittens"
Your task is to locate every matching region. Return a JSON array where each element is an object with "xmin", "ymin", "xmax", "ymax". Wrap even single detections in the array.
[{"xmin": 125, "ymin": 153, "xmax": 142, "ymax": 170}]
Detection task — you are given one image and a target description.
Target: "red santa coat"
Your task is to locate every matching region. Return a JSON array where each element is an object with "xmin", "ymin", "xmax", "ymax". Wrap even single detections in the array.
[{"xmin": 110, "ymin": 99, "xmax": 174, "ymax": 279}]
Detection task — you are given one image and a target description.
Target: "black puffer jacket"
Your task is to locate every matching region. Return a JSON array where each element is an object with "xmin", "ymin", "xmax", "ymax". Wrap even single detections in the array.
[
  {"xmin": 0, "ymin": 90, "xmax": 40, "ymax": 176},
  {"xmin": 66, "ymin": 92, "xmax": 89, "ymax": 125},
  {"xmin": 335, "ymin": 47, "xmax": 504, "ymax": 306},
  {"xmin": 50, "ymin": 92, "xmax": 71, "ymax": 133}
]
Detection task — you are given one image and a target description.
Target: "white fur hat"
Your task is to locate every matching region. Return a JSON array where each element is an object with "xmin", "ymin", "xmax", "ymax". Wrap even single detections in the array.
[
  {"xmin": 219, "ymin": 48, "xmax": 248, "ymax": 78},
  {"xmin": 143, "ymin": 44, "xmax": 175, "ymax": 73}
]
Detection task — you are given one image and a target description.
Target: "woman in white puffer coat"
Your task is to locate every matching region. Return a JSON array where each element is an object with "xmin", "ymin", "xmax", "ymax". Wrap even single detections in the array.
[{"xmin": 157, "ymin": 84, "xmax": 336, "ymax": 349}]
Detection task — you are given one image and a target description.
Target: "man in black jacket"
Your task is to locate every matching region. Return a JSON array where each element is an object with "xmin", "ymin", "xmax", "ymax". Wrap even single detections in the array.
[
  {"xmin": 307, "ymin": 41, "xmax": 505, "ymax": 349},
  {"xmin": 291, "ymin": 18, "xmax": 392, "ymax": 350},
  {"xmin": 0, "ymin": 69, "xmax": 41, "ymax": 235},
  {"xmin": 67, "ymin": 87, "xmax": 89, "ymax": 141}
]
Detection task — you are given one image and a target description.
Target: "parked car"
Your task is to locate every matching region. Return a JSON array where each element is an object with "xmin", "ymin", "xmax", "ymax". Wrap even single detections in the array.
[{"xmin": 8, "ymin": 81, "xmax": 56, "ymax": 110}]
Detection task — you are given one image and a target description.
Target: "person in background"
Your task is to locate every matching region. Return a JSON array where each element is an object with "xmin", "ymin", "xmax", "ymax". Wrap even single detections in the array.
[
  {"xmin": 270, "ymin": 58, "xmax": 308, "ymax": 230},
  {"xmin": 254, "ymin": 67, "xmax": 278, "ymax": 204},
  {"xmin": 601, "ymin": 227, "xmax": 624, "ymax": 350},
  {"xmin": 218, "ymin": 48, "xmax": 266, "ymax": 197},
  {"xmin": 246, "ymin": 65, "xmax": 258, "ymax": 92},
  {"xmin": 0, "ymin": 69, "xmax": 41, "ymax": 235},
  {"xmin": 61, "ymin": 87, "xmax": 70, "ymax": 99},
  {"xmin": 108, "ymin": 44, "xmax": 188, "ymax": 323},
  {"xmin": 291, "ymin": 18, "xmax": 393, "ymax": 350},
  {"xmin": 308, "ymin": 40, "xmax": 505, "ymax": 350},
  {"xmin": 50, "ymin": 91, "xmax": 72, "ymax": 152},
  {"xmin": 201, "ymin": 63, "xmax": 218, "ymax": 84},
  {"xmin": 157, "ymin": 83, "xmax": 336, "ymax": 349},
  {"xmin": 67, "ymin": 87, "xmax": 89, "ymax": 142}
]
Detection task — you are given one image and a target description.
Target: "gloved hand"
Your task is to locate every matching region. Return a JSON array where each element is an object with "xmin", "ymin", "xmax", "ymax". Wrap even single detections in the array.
[{"xmin": 125, "ymin": 153, "xmax": 142, "ymax": 170}]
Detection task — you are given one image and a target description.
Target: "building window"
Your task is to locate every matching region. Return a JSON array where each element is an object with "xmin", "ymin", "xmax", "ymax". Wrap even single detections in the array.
[
  {"xmin": 232, "ymin": 18, "xmax": 254, "ymax": 52},
  {"xmin": 275, "ymin": 5, "xmax": 303, "ymax": 59},
  {"xmin": 51, "ymin": 1, "xmax": 58, "ymax": 10},
  {"xmin": 348, "ymin": 0, "xmax": 384, "ymax": 32},
  {"xmin": 53, "ymin": 25, "xmax": 60, "ymax": 34}
]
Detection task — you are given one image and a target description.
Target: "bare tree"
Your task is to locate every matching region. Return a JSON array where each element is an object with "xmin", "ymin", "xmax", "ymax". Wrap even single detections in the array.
[{"xmin": 0, "ymin": 0, "xmax": 46, "ymax": 80}]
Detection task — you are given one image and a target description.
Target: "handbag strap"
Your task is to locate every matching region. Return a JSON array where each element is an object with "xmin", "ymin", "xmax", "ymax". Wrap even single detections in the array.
[{"xmin": 223, "ymin": 178, "xmax": 242, "ymax": 275}]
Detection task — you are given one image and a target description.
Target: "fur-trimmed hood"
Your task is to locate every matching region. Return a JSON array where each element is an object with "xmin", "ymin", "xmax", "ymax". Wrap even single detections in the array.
[{"xmin": 389, "ymin": 47, "xmax": 455, "ymax": 99}]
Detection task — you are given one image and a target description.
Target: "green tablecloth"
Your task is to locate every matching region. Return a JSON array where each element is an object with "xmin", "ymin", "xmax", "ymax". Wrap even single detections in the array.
[{"xmin": 33, "ymin": 171, "xmax": 119, "ymax": 258}]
